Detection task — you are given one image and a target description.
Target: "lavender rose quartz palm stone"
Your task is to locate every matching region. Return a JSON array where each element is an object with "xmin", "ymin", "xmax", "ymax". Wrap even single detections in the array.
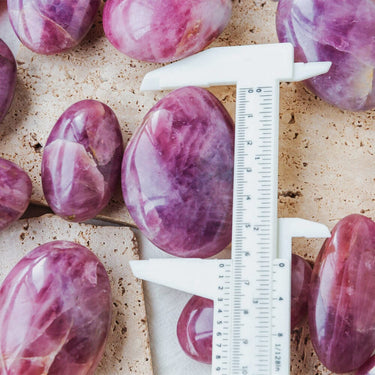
[
  {"xmin": 0, "ymin": 158, "xmax": 32, "ymax": 231},
  {"xmin": 42, "ymin": 100, "xmax": 123, "ymax": 222},
  {"xmin": 122, "ymin": 86, "xmax": 234, "ymax": 258},
  {"xmin": 0, "ymin": 39, "xmax": 16, "ymax": 123},
  {"xmin": 291, "ymin": 253, "xmax": 312, "ymax": 329},
  {"xmin": 177, "ymin": 296, "xmax": 213, "ymax": 364},
  {"xmin": 309, "ymin": 214, "xmax": 375, "ymax": 373},
  {"xmin": 103, "ymin": 0, "xmax": 232, "ymax": 63},
  {"xmin": 7, "ymin": 0, "xmax": 101, "ymax": 54},
  {"xmin": 0, "ymin": 241, "xmax": 112, "ymax": 374},
  {"xmin": 177, "ymin": 255, "xmax": 311, "ymax": 364},
  {"xmin": 276, "ymin": 0, "xmax": 375, "ymax": 111}
]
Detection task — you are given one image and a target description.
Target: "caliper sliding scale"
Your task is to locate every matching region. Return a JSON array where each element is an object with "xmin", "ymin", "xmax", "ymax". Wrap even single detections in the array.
[{"xmin": 130, "ymin": 43, "xmax": 332, "ymax": 375}]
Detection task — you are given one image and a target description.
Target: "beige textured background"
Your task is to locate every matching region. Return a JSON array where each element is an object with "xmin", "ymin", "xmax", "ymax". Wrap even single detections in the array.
[{"xmin": 0, "ymin": 0, "xmax": 374, "ymax": 374}]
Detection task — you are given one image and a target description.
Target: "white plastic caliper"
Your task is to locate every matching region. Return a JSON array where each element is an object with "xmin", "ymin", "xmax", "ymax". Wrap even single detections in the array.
[{"xmin": 130, "ymin": 43, "xmax": 332, "ymax": 375}]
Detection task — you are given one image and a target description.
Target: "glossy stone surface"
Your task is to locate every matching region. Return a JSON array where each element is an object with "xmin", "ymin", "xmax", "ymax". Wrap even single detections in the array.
[
  {"xmin": 309, "ymin": 214, "xmax": 375, "ymax": 373},
  {"xmin": 276, "ymin": 0, "xmax": 375, "ymax": 111},
  {"xmin": 356, "ymin": 356, "xmax": 375, "ymax": 375},
  {"xmin": 0, "ymin": 158, "xmax": 32, "ymax": 231},
  {"xmin": 0, "ymin": 39, "xmax": 16, "ymax": 123},
  {"xmin": 0, "ymin": 240, "xmax": 112, "ymax": 374},
  {"xmin": 7, "ymin": 0, "xmax": 101, "ymax": 54},
  {"xmin": 42, "ymin": 100, "xmax": 123, "ymax": 222},
  {"xmin": 177, "ymin": 295, "xmax": 213, "ymax": 364},
  {"xmin": 291, "ymin": 253, "xmax": 312, "ymax": 329},
  {"xmin": 122, "ymin": 86, "xmax": 234, "ymax": 258},
  {"xmin": 177, "ymin": 255, "xmax": 311, "ymax": 364},
  {"xmin": 103, "ymin": 0, "xmax": 232, "ymax": 63}
]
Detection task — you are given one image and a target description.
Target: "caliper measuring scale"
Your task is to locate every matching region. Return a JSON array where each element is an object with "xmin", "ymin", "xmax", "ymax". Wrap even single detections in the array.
[{"xmin": 130, "ymin": 43, "xmax": 332, "ymax": 375}]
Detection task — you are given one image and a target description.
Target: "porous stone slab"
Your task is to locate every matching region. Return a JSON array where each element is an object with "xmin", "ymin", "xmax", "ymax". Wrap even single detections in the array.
[{"xmin": 0, "ymin": 1, "xmax": 375, "ymax": 373}]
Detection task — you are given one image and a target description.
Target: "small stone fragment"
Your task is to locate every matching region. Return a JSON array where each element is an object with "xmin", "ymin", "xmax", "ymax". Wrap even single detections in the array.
[
  {"xmin": 41, "ymin": 100, "xmax": 123, "ymax": 222},
  {"xmin": 0, "ymin": 39, "xmax": 16, "ymax": 123},
  {"xmin": 276, "ymin": 0, "xmax": 375, "ymax": 111},
  {"xmin": 291, "ymin": 253, "xmax": 312, "ymax": 329},
  {"xmin": 7, "ymin": 0, "xmax": 101, "ymax": 54},
  {"xmin": 177, "ymin": 295, "xmax": 213, "ymax": 364},
  {"xmin": 103, "ymin": 0, "xmax": 232, "ymax": 63},
  {"xmin": 309, "ymin": 214, "xmax": 375, "ymax": 373},
  {"xmin": 0, "ymin": 158, "xmax": 32, "ymax": 231}
]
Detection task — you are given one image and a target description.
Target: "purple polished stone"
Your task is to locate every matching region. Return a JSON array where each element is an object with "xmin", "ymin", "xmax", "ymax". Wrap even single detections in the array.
[
  {"xmin": 0, "ymin": 241, "xmax": 111, "ymax": 374},
  {"xmin": 122, "ymin": 86, "xmax": 234, "ymax": 258},
  {"xmin": 177, "ymin": 295, "xmax": 213, "ymax": 364},
  {"xmin": 7, "ymin": 0, "xmax": 101, "ymax": 54},
  {"xmin": 103, "ymin": 0, "xmax": 232, "ymax": 63},
  {"xmin": 357, "ymin": 356, "xmax": 375, "ymax": 375},
  {"xmin": 309, "ymin": 214, "xmax": 375, "ymax": 373},
  {"xmin": 0, "ymin": 39, "xmax": 16, "ymax": 123},
  {"xmin": 177, "ymin": 254, "xmax": 311, "ymax": 364},
  {"xmin": 42, "ymin": 100, "xmax": 123, "ymax": 222},
  {"xmin": 276, "ymin": 0, "xmax": 375, "ymax": 111},
  {"xmin": 291, "ymin": 253, "xmax": 312, "ymax": 329},
  {"xmin": 0, "ymin": 158, "xmax": 32, "ymax": 231}
]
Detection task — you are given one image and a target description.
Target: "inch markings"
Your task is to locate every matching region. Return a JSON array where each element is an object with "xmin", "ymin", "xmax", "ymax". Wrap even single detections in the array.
[{"xmin": 230, "ymin": 83, "xmax": 278, "ymax": 375}]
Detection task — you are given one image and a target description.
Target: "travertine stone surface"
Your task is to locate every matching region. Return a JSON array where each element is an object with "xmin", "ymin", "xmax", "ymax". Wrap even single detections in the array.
[
  {"xmin": 0, "ymin": 214, "xmax": 153, "ymax": 375},
  {"xmin": 0, "ymin": 1, "xmax": 374, "ymax": 373}
]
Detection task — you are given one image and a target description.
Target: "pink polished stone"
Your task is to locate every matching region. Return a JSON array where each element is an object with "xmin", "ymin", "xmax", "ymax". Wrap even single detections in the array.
[
  {"xmin": 0, "ymin": 241, "xmax": 112, "ymax": 374},
  {"xmin": 0, "ymin": 39, "xmax": 16, "ymax": 123},
  {"xmin": 357, "ymin": 356, "xmax": 375, "ymax": 375},
  {"xmin": 42, "ymin": 100, "xmax": 123, "ymax": 222},
  {"xmin": 122, "ymin": 86, "xmax": 234, "ymax": 258},
  {"xmin": 0, "ymin": 158, "xmax": 32, "ymax": 231},
  {"xmin": 7, "ymin": 0, "xmax": 101, "ymax": 54},
  {"xmin": 291, "ymin": 253, "xmax": 312, "ymax": 329},
  {"xmin": 276, "ymin": 0, "xmax": 375, "ymax": 111},
  {"xmin": 103, "ymin": 0, "xmax": 232, "ymax": 63},
  {"xmin": 309, "ymin": 214, "xmax": 375, "ymax": 373},
  {"xmin": 177, "ymin": 296, "xmax": 213, "ymax": 364},
  {"xmin": 177, "ymin": 255, "xmax": 311, "ymax": 364}
]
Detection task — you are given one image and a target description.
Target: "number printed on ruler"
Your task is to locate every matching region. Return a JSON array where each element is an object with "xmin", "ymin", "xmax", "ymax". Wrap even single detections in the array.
[
  {"xmin": 212, "ymin": 261, "xmax": 232, "ymax": 375},
  {"xmin": 231, "ymin": 85, "xmax": 276, "ymax": 375}
]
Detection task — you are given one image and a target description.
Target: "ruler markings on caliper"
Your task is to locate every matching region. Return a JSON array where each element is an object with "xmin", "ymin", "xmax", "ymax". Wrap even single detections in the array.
[{"xmin": 228, "ymin": 84, "xmax": 276, "ymax": 375}]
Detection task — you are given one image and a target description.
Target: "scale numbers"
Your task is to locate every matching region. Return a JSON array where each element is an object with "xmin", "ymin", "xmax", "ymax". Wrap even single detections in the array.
[
  {"xmin": 212, "ymin": 261, "xmax": 231, "ymax": 375},
  {"xmin": 230, "ymin": 83, "xmax": 278, "ymax": 375}
]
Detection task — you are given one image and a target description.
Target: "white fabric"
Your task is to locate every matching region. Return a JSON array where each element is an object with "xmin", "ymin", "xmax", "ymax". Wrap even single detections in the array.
[{"xmin": 136, "ymin": 230, "xmax": 212, "ymax": 375}]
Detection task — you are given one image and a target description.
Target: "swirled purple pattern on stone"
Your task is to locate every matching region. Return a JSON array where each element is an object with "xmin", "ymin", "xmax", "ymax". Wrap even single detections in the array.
[
  {"xmin": 277, "ymin": 0, "xmax": 375, "ymax": 111},
  {"xmin": 309, "ymin": 214, "xmax": 375, "ymax": 373},
  {"xmin": 0, "ymin": 158, "xmax": 32, "ymax": 231},
  {"xmin": 7, "ymin": 0, "xmax": 101, "ymax": 54},
  {"xmin": 0, "ymin": 39, "xmax": 16, "ymax": 123},
  {"xmin": 356, "ymin": 356, "xmax": 375, "ymax": 375},
  {"xmin": 0, "ymin": 240, "xmax": 112, "ymax": 375},
  {"xmin": 42, "ymin": 100, "xmax": 123, "ymax": 222},
  {"xmin": 177, "ymin": 295, "xmax": 213, "ymax": 364},
  {"xmin": 291, "ymin": 252, "xmax": 312, "ymax": 329},
  {"xmin": 103, "ymin": 0, "xmax": 232, "ymax": 63},
  {"xmin": 122, "ymin": 86, "xmax": 234, "ymax": 258}
]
